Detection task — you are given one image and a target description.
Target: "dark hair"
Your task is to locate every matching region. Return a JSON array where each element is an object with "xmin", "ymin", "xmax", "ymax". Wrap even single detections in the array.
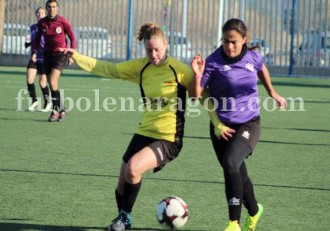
[
  {"xmin": 222, "ymin": 18, "xmax": 259, "ymax": 51},
  {"xmin": 222, "ymin": 18, "xmax": 248, "ymax": 38},
  {"xmin": 46, "ymin": 0, "xmax": 58, "ymax": 7},
  {"xmin": 35, "ymin": 7, "xmax": 46, "ymax": 14},
  {"xmin": 137, "ymin": 22, "xmax": 166, "ymax": 43}
]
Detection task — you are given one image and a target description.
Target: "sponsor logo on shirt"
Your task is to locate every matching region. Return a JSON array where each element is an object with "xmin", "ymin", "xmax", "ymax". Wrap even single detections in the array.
[
  {"xmin": 242, "ymin": 130, "xmax": 250, "ymax": 139},
  {"xmin": 56, "ymin": 27, "xmax": 62, "ymax": 34},
  {"xmin": 245, "ymin": 63, "xmax": 254, "ymax": 72},
  {"xmin": 162, "ymin": 80, "xmax": 176, "ymax": 87},
  {"xmin": 223, "ymin": 65, "xmax": 231, "ymax": 71}
]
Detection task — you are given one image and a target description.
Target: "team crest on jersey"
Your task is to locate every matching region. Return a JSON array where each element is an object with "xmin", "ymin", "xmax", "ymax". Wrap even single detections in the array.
[
  {"xmin": 56, "ymin": 27, "xmax": 62, "ymax": 34},
  {"xmin": 245, "ymin": 63, "xmax": 254, "ymax": 72}
]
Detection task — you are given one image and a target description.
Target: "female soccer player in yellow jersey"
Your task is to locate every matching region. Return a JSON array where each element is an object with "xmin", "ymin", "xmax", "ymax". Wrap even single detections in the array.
[{"xmin": 60, "ymin": 22, "xmax": 219, "ymax": 231}]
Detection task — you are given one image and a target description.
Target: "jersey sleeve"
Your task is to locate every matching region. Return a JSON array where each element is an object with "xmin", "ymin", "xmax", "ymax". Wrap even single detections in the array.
[
  {"xmin": 72, "ymin": 52, "xmax": 120, "ymax": 79},
  {"xmin": 71, "ymin": 52, "xmax": 140, "ymax": 84},
  {"xmin": 32, "ymin": 21, "xmax": 43, "ymax": 52},
  {"xmin": 63, "ymin": 18, "xmax": 76, "ymax": 49},
  {"xmin": 200, "ymin": 58, "xmax": 213, "ymax": 89},
  {"xmin": 176, "ymin": 62, "xmax": 194, "ymax": 89},
  {"xmin": 250, "ymin": 50, "xmax": 263, "ymax": 72},
  {"xmin": 114, "ymin": 59, "xmax": 144, "ymax": 84}
]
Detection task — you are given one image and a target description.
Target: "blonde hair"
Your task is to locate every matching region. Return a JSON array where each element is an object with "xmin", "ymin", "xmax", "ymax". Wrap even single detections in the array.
[
  {"xmin": 137, "ymin": 22, "xmax": 166, "ymax": 43},
  {"xmin": 35, "ymin": 7, "xmax": 46, "ymax": 14}
]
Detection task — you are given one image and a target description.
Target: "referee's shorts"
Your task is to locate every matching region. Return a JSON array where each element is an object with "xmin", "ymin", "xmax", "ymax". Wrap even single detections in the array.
[
  {"xmin": 123, "ymin": 134, "xmax": 183, "ymax": 172},
  {"xmin": 44, "ymin": 51, "xmax": 69, "ymax": 75}
]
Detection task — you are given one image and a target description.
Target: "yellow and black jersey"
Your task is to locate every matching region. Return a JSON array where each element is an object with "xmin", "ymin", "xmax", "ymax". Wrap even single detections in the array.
[{"xmin": 72, "ymin": 53, "xmax": 194, "ymax": 142}]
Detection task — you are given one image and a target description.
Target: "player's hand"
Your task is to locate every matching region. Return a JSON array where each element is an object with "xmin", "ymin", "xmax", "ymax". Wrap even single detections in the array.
[
  {"xmin": 67, "ymin": 57, "xmax": 74, "ymax": 66},
  {"xmin": 214, "ymin": 123, "xmax": 236, "ymax": 141},
  {"xmin": 269, "ymin": 90, "xmax": 287, "ymax": 109},
  {"xmin": 25, "ymin": 42, "xmax": 31, "ymax": 48},
  {"xmin": 191, "ymin": 54, "xmax": 205, "ymax": 77},
  {"xmin": 59, "ymin": 48, "xmax": 75, "ymax": 56},
  {"xmin": 31, "ymin": 53, "xmax": 37, "ymax": 63}
]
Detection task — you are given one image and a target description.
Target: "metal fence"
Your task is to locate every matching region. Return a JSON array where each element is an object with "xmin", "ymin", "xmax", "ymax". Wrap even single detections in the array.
[{"xmin": 1, "ymin": 0, "xmax": 329, "ymax": 77}]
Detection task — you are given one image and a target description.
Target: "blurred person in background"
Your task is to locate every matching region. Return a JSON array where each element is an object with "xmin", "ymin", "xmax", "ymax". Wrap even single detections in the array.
[
  {"xmin": 31, "ymin": 0, "xmax": 76, "ymax": 122},
  {"xmin": 25, "ymin": 7, "xmax": 51, "ymax": 112}
]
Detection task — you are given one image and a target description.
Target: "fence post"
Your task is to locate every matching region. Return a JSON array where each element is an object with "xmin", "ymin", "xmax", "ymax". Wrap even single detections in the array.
[
  {"xmin": 0, "ymin": 0, "xmax": 6, "ymax": 53},
  {"xmin": 126, "ymin": 0, "xmax": 134, "ymax": 60},
  {"xmin": 216, "ymin": 0, "xmax": 224, "ymax": 48},
  {"xmin": 289, "ymin": 0, "xmax": 296, "ymax": 76}
]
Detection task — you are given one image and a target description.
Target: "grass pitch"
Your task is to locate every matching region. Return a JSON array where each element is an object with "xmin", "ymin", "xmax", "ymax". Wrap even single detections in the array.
[{"xmin": 0, "ymin": 66, "xmax": 329, "ymax": 230}]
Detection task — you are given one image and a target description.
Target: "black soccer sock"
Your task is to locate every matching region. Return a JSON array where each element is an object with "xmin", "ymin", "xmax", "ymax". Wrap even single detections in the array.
[
  {"xmin": 57, "ymin": 90, "xmax": 64, "ymax": 111},
  {"xmin": 41, "ymin": 86, "xmax": 50, "ymax": 105},
  {"xmin": 51, "ymin": 90, "xmax": 60, "ymax": 111},
  {"xmin": 122, "ymin": 181, "xmax": 142, "ymax": 213},
  {"xmin": 115, "ymin": 188, "xmax": 123, "ymax": 213},
  {"xmin": 27, "ymin": 83, "xmax": 37, "ymax": 102}
]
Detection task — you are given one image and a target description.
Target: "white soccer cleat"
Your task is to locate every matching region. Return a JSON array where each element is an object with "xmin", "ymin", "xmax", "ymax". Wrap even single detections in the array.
[
  {"xmin": 41, "ymin": 103, "xmax": 52, "ymax": 112},
  {"xmin": 28, "ymin": 101, "xmax": 39, "ymax": 111}
]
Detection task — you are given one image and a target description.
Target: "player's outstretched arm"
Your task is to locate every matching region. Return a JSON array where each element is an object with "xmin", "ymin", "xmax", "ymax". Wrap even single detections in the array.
[{"xmin": 59, "ymin": 48, "xmax": 120, "ymax": 79}]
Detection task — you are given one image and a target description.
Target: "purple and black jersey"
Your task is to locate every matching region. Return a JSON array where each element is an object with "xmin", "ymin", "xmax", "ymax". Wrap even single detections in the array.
[
  {"xmin": 30, "ymin": 23, "xmax": 45, "ymax": 63},
  {"xmin": 201, "ymin": 48, "xmax": 263, "ymax": 124}
]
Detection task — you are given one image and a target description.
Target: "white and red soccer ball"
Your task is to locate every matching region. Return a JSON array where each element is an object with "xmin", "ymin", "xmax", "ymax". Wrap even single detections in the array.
[{"xmin": 156, "ymin": 196, "xmax": 189, "ymax": 230}]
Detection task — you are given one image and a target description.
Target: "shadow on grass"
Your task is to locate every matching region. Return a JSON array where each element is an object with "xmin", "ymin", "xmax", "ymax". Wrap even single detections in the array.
[
  {"xmin": 0, "ymin": 117, "xmax": 48, "ymax": 122},
  {"xmin": 260, "ymin": 80, "xmax": 330, "ymax": 89},
  {"xmin": 0, "ymin": 109, "xmax": 49, "ymax": 122},
  {"xmin": 183, "ymin": 135, "xmax": 330, "ymax": 147},
  {"xmin": 0, "ymin": 223, "xmax": 206, "ymax": 231},
  {"xmin": 0, "ymin": 108, "xmax": 18, "ymax": 111},
  {"xmin": 0, "ymin": 70, "xmax": 26, "ymax": 75},
  {"xmin": 0, "ymin": 168, "xmax": 329, "ymax": 192},
  {"xmin": 0, "ymin": 222, "xmax": 103, "ymax": 231},
  {"xmin": 0, "ymin": 222, "xmax": 206, "ymax": 231},
  {"xmin": 303, "ymin": 99, "xmax": 330, "ymax": 104},
  {"xmin": 130, "ymin": 228, "xmax": 206, "ymax": 231},
  {"xmin": 0, "ymin": 69, "xmax": 96, "ymax": 79},
  {"xmin": 262, "ymin": 126, "xmax": 330, "ymax": 133}
]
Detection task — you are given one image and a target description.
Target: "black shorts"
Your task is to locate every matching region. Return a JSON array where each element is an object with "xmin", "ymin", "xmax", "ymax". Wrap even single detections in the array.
[
  {"xmin": 43, "ymin": 52, "xmax": 69, "ymax": 75},
  {"xmin": 123, "ymin": 134, "xmax": 183, "ymax": 172},
  {"xmin": 210, "ymin": 116, "xmax": 261, "ymax": 156},
  {"xmin": 27, "ymin": 60, "xmax": 46, "ymax": 75}
]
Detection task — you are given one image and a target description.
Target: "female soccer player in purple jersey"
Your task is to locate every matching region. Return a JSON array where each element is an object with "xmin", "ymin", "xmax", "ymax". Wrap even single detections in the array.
[
  {"xmin": 191, "ymin": 18, "xmax": 287, "ymax": 231},
  {"xmin": 31, "ymin": 0, "xmax": 76, "ymax": 122},
  {"xmin": 25, "ymin": 7, "xmax": 51, "ymax": 112}
]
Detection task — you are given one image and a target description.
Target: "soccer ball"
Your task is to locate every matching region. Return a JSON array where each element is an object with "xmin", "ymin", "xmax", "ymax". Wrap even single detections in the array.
[{"xmin": 156, "ymin": 196, "xmax": 189, "ymax": 230}]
